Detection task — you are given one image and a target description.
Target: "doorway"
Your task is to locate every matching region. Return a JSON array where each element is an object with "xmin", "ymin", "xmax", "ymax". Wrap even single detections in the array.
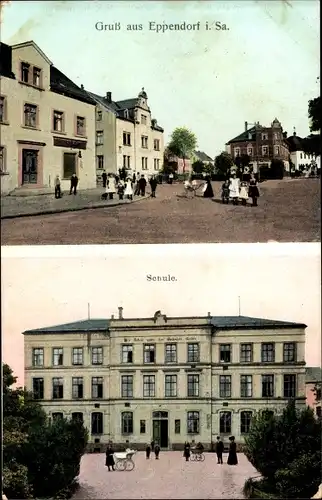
[
  {"xmin": 152, "ymin": 411, "xmax": 168, "ymax": 448},
  {"xmin": 22, "ymin": 149, "xmax": 38, "ymax": 184}
]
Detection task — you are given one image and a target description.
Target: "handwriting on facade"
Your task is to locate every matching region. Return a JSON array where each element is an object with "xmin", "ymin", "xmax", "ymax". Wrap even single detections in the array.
[{"xmin": 130, "ymin": 336, "xmax": 197, "ymax": 342}]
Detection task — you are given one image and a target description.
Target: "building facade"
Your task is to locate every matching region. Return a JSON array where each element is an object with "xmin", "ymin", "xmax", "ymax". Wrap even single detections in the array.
[
  {"xmin": 225, "ymin": 119, "xmax": 290, "ymax": 173},
  {"xmin": 86, "ymin": 88, "xmax": 164, "ymax": 184},
  {"xmin": 287, "ymin": 131, "xmax": 320, "ymax": 174},
  {"xmin": 23, "ymin": 309, "xmax": 306, "ymax": 451},
  {"xmin": 305, "ymin": 367, "xmax": 321, "ymax": 418},
  {"xmin": 0, "ymin": 40, "xmax": 96, "ymax": 195}
]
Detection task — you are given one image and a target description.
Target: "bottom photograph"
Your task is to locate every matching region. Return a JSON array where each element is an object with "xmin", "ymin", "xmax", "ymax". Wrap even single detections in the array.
[{"xmin": 2, "ymin": 249, "xmax": 321, "ymax": 500}]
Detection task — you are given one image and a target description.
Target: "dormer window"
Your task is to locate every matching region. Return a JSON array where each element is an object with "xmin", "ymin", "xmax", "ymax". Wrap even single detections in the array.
[
  {"xmin": 21, "ymin": 62, "xmax": 30, "ymax": 83},
  {"xmin": 141, "ymin": 114, "xmax": 147, "ymax": 125},
  {"xmin": 124, "ymin": 109, "xmax": 129, "ymax": 119}
]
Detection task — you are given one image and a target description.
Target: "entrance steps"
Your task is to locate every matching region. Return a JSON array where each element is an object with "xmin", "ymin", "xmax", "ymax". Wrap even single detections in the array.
[{"xmin": 8, "ymin": 187, "xmax": 53, "ymax": 197}]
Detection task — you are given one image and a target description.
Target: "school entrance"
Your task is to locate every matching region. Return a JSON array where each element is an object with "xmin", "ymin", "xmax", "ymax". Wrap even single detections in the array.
[{"xmin": 152, "ymin": 411, "xmax": 168, "ymax": 448}]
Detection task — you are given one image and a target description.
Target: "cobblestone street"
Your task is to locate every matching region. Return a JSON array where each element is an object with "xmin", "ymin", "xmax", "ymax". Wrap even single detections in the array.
[
  {"xmin": 1, "ymin": 179, "xmax": 320, "ymax": 245},
  {"xmin": 72, "ymin": 452, "xmax": 257, "ymax": 499}
]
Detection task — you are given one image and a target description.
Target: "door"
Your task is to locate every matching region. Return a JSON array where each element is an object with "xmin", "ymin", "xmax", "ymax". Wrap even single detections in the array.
[
  {"xmin": 153, "ymin": 419, "xmax": 161, "ymax": 445},
  {"xmin": 153, "ymin": 419, "xmax": 169, "ymax": 448},
  {"xmin": 63, "ymin": 152, "xmax": 77, "ymax": 179},
  {"xmin": 22, "ymin": 149, "xmax": 38, "ymax": 184}
]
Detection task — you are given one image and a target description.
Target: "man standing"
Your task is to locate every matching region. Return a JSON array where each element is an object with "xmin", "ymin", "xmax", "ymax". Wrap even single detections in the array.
[
  {"xmin": 138, "ymin": 174, "xmax": 147, "ymax": 196},
  {"xmin": 149, "ymin": 175, "xmax": 158, "ymax": 198},
  {"xmin": 54, "ymin": 175, "xmax": 61, "ymax": 199},
  {"xmin": 70, "ymin": 173, "xmax": 78, "ymax": 195},
  {"xmin": 215, "ymin": 436, "xmax": 224, "ymax": 464},
  {"xmin": 102, "ymin": 170, "xmax": 107, "ymax": 188},
  {"xmin": 169, "ymin": 172, "xmax": 174, "ymax": 184}
]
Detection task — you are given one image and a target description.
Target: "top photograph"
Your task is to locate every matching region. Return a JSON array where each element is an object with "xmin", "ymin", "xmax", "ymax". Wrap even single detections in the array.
[{"xmin": 0, "ymin": 0, "xmax": 320, "ymax": 245}]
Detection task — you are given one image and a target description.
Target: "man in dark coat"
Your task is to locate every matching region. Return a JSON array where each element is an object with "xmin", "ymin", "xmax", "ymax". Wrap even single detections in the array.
[
  {"xmin": 183, "ymin": 442, "xmax": 191, "ymax": 462},
  {"xmin": 146, "ymin": 444, "xmax": 151, "ymax": 459},
  {"xmin": 70, "ymin": 173, "xmax": 78, "ymax": 195},
  {"xmin": 102, "ymin": 171, "xmax": 107, "ymax": 188},
  {"xmin": 105, "ymin": 443, "xmax": 115, "ymax": 471},
  {"xmin": 138, "ymin": 174, "xmax": 147, "ymax": 196},
  {"xmin": 149, "ymin": 175, "xmax": 158, "ymax": 197},
  {"xmin": 154, "ymin": 442, "xmax": 160, "ymax": 459},
  {"xmin": 227, "ymin": 436, "xmax": 238, "ymax": 465},
  {"xmin": 215, "ymin": 436, "xmax": 224, "ymax": 464}
]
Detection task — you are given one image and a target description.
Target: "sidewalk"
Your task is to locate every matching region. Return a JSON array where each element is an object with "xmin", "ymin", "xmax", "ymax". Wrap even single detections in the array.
[{"xmin": 1, "ymin": 188, "xmax": 150, "ymax": 219}]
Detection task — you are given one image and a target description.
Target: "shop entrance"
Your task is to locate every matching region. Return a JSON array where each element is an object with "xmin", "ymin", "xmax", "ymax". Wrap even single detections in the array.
[{"xmin": 152, "ymin": 411, "xmax": 168, "ymax": 448}]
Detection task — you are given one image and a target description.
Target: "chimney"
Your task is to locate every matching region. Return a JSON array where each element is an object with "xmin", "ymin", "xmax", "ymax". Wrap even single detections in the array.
[
  {"xmin": 118, "ymin": 306, "xmax": 123, "ymax": 319},
  {"xmin": 207, "ymin": 312, "xmax": 211, "ymax": 317},
  {"xmin": 80, "ymin": 84, "xmax": 84, "ymax": 90},
  {"xmin": 106, "ymin": 91, "xmax": 112, "ymax": 103},
  {"xmin": 245, "ymin": 121, "xmax": 248, "ymax": 132},
  {"xmin": 111, "ymin": 314, "xmax": 114, "ymax": 319}
]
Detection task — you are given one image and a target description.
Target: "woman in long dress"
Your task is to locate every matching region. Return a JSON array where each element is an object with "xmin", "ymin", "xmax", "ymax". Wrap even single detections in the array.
[
  {"xmin": 183, "ymin": 442, "xmax": 191, "ymax": 462},
  {"xmin": 248, "ymin": 173, "xmax": 260, "ymax": 207},
  {"xmin": 203, "ymin": 176, "xmax": 214, "ymax": 198},
  {"xmin": 124, "ymin": 177, "xmax": 133, "ymax": 200},
  {"xmin": 105, "ymin": 444, "xmax": 115, "ymax": 471},
  {"xmin": 229, "ymin": 173, "xmax": 240, "ymax": 205},
  {"xmin": 227, "ymin": 436, "xmax": 238, "ymax": 465},
  {"xmin": 106, "ymin": 174, "xmax": 117, "ymax": 200}
]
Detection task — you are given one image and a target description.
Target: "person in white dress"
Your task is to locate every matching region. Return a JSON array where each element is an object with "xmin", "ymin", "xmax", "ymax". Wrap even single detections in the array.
[
  {"xmin": 124, "ymin": 178, "xmax": 133, "ymax": 200},
  {"xmin": 106, "ymin": 174, "xmax": 117, "ymax": 200},
  {"xmin": 239, "ymin": 181, "xmax": 249, "ymax": 206},
  {"xmin": 229, "ymin": 173, "xmax": 240, "ymax": 205}
]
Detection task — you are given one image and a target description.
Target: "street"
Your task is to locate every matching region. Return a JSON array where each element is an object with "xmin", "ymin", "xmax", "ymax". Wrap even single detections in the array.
[
  {"xmin": 72, "ymin": 451, "xmax": 258, "ymax": 499},
  {"xmin": 1, "ymin": 179, "xmax": 320, "ymax": 245}
]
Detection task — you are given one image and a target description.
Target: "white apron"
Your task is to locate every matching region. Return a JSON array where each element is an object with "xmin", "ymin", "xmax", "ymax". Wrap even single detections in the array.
[
  {"xmin": 124, "ymin": 181, "xmax": 133, "ymax": 196},
  {"xmin": 229, "ymin": 178, "xmax": 240, "ymax": 198}
]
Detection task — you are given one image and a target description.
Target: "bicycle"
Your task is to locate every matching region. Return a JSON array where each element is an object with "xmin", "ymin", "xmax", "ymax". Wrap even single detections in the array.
[{"xmin": 113, "ymin": 449, "xmax": 136, "ymax": 471}]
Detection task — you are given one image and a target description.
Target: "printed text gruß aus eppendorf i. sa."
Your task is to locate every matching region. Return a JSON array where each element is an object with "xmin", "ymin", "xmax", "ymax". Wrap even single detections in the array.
[{"xmin": 95, "ymin": 21, "xmax": 229, "ymax": 32}]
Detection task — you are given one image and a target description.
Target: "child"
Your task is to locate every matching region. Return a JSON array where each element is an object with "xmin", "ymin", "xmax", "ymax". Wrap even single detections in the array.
[
  {"xmin": 117, "ymin": 179, "xmax": 125, "ymax": 200},
  {"xmin": 239, "ymin": 181, "xmax": 249, "ymax": 206},
  {"xmin": 146, "ymin": 444, "xmax": 151, "ymax": 459},
  {"xmin": 221, "ymin": 179, "xmax": 230, "ymax": 204}
]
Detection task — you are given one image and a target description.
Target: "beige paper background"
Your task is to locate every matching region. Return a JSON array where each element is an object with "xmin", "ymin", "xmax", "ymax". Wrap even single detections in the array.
[{"xmin": 2, "ymin": 243, "xmax": 320, "ymax": 385}]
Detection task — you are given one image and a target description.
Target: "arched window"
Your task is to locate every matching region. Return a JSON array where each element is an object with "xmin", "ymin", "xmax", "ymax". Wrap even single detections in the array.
[
  {"xmin": 219, "ymin": 411, "xmax": 231, "ymax": 434},
  {"xmin": 121, "ymin": 412, "xmax": 133, "ymax": 434},
  {"xmin": 52, "ymin": 412, "xmax": 63, "ymax": 421},
  {"xmin": 91, "ymin": 412, "xmax": 103, "ymax": 434},
  {"xmin": 240, "ymin": 411, "xmax": 252, "ymax": 434}
]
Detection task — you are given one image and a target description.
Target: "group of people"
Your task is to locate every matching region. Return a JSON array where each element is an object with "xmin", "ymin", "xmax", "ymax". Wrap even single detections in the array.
[
  {"xmin": 183, "ymin": 441, "xmax": 204, "ymax": 461},
  {"xmin": 145, "ymin": 440, "xmax": 161, "ymax": 459},
  {"xmin": 221, "ymin": 173, "xmax": 260, "ymax": 207},
  {"xmin": 214, "ymin": 436, "xmax": 238, "ymax": 466},
  {"xmin": 54, "ymin": 173, "xmax": 79, "ymax": 199},
  {"xmin": 102, "ymin": 172, "xmax": 159, "ymax": 201}
]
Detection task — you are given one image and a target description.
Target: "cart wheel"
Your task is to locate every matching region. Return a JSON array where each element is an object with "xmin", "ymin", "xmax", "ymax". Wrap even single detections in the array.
[
  {"xmin": 199, "ymin": 454, "xmax": 205, "ymax": 462},
  {"xmin": 190, "ymin": 454, "xmax": 195, "ymax": 461},
  {"xmin": 125, "ymin": 459, "xmax": 134, "ymax": 471},
  {"xmin": 115, "ymin": 460, "xmax": 125, "ymax": 471}
]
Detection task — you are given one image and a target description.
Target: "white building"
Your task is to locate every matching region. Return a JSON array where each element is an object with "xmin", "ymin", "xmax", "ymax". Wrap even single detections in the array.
[
  {"xmin": 287, "ymin": 132, "xmax": 320, "ymax": 174},
  {"xmin": 0, "ymin": 40, "xmax": 96, "ymax": 195},
  {"xmin": 23, "ymin": 309, "xmax": 306, "ymax": 452}
]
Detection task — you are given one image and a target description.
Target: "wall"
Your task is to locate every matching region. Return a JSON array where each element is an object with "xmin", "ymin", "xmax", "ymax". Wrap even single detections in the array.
[{"xmin": 95, "ymin": 103, "xmax": 117, "ymax": 182}]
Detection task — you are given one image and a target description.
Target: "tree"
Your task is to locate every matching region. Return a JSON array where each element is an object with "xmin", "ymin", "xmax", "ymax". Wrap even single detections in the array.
[
  {"xmin": 244, "ymin": 400, "xmax": 321, "ymax": 498},
  {"xmin": 215, "ymin": 151, "xmax": 234, "ymax": 176},
  {"xmin": 167, "ymin": 127, "xmax": 197, "ymax": 173},
  {"xmin": 192, "ymin": 160, "xmax": 205, "ymax": 175},
  {"xmin": 308, "ymin": 96, "xmax": 321, "ymax": 132}
]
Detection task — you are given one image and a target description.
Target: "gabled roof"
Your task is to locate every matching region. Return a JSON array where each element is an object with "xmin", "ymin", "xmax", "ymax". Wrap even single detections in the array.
[
  {"xmin": 86, "ymin": 91, "xmax": 117, "ymax": 114},
  {"xmin": 194, "ymin": 151, "xmax": 213, "ymax": 162},
  {"xmin": 306, "ymin": 367, "xmax": 322, "ymax": 383},
  {"xmin": 0, "ymin": 42, "xmax": 15, "ymax": 79},
  {"xmin": 23, "ymin": 319, "xmax": 109, "ymax": 335},
  {"xmin": 12, "ymin": 40, "xmax": 53, "ymax": 65},
  {"xmin": 50, "ymin": 66, "xmax": 96, "ymax": 105},
  {"xmin": 226, "ymin": 126, "xmax": 258, "ymax": 145},
  {"xmin": 210, "ymin": 315, "xmax": 306, "ymax": 329}
]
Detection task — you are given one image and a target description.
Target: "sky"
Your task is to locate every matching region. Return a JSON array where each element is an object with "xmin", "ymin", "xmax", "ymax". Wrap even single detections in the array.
[
  {"xmin": 2, "ymin": 244, "xmax": 320, "ymax": 385},
  {"xmin": 1, "ymin": 0, "xmax": 320, "ymax": 157}
]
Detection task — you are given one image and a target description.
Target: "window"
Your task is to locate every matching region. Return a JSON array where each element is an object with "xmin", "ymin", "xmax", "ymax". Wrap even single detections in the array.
[
  {"xmin": 234, "ymin": 147, "xmax": 240, "ymax": 157},
  {"xmin": 21, "ymin": 62, "xmax": 30, "ymax": 83},
  {"xmin": 140, "ymin": 419, "xmax": 146, "ymax": 433},
  {"xmin": 96, "ymin": 131, "xmax": 103, "ymax": 145},
  {"xmin": 33, "ymin": 67, "xmax": 41, "ymax": 87},
  {"xmin": 122, "ymin": 345, "xmax": 133, "ymax": 363},
  {"xmin": 154, "ymin": 159, "xmax": 160, "ymax": 170},
  {"xmin": 97, "ymin": 110, "xmax": 102, "ymax": 121},
  {"xmin": 52, "ymin": 377, "xmax": 63, "ymax": 399},
  {"xmin": 91, "ymin": 412, "xmax": 103, "ymax": 434},
  {"xmin": 262, "ymin": 133, "xmax": 268, "ymax": 140},
  {"xmin": 53, "ymin": 110, "xmax": 64, "ymax": 132},
  {"xmin": 141, "ymin": 157, "xmax": 148, "ymax": 170},
  {"xmin": 121, "ymin": 375, "xmax": 133, "ymax": 398},
  {"xmin": 262, "ymin": 374, "xmax": 274, "ymax": 397},
  {"xmin": 52, "ymin": 347, "xmax": 63, "ymax": 366},
  {"xmin": 154, "ymin": 139, "xmax": 160, "ymax": 151},
  {"xmin": 240, "ymin": 343, "xmax": 253, "ymax": 363},
  {"xmin": 72, "ymin": 347, "xmax": 83, "ymax": 365},
  {"xmin": 92, "ymin": 377, "xmax": 103, "ymax": 398},
  {"xmin": 274, "ymin": 146, "xmax": 280, "ymax": 155},
  {"xmin": 283, "ymin": 374, "xmax": 296, "ymax": 398},
  {"xmin": 187, "ymin": 411, "xmax": 199, "ymax": 434},
  {"xmin": 144, "ymin": 344, "xmax": 155, "ymax": 363},
  {"xmin": 123, "ymin": 132, "xmax": 131, "ymax": 146},
  {"xmin": 124, "ymin": 109, "xmax": 129, "ymax": 119},
  {"xmin": 283, "ymin": 342, "xmax": 296, "ymax": 362},
  {"xmin": 165, "ymin": 344, "xmax": 177, "ymax": 363},
  {"xmin": 72, "ymin": 412, "xmax": 83, "ymax": 422},
  {"xmin": 121, "ymin": 412, "xmax": 133, "ymax": 434},
  {"xmin": 187, "ymin": 374, "xmax": 199, "ymax": 397},
  {"xmin": 143, "ymin": 375, "xmax": 155, "ymax": 397},
  {"xmin": 220, "ymin": 344, "xmax": 231, "ymax": 363},
  {"xmin": 0, "ymin": 96, "xmax": 6, "ymax": 123},
  {"xmin": 63, "ymin": 152, "xmax": 76, "ymax": 179},
  {"xmin": 187, "ymin": 343, "xmax": 200, "ymax": 363},
  {"xmin": 76, "ymin": 116, "xmax": 86, "ymax": 136},
  {"xmin": 52, "ymin": 412, "xmax": 63, "ymax": 421},
  {"xmin": 0, "ymin": 147, "xmax": 5, "ymax": 172},
  {"xmin": 261, "ymin": 343, "xmax": 275, "ymax": 362},
  {"xmin": 240, "ymin": 411, "xmax": 252, "ymax": 434},
  {"xmin": 72, "ymin": 377, "xmax": 84, "ymax": 399},
  {"xmin": 141, "ymin": 114, "xmax": 147, "ymax": 125},
  {"xmin": 300, "ymin": 153, "xmax": 303, "ymax": 159},
  {"xmin": 175, "ymin": 419, "xmax": 181, "ymax": 434},
  {"xmin": 219, "ymin": 375, "xmax": 231, "ymax": 398},
  {"xmin": 274, "ymin": 133, "xmax": 279, "ymax": 140},
  {"xmin": 32, "ymin": 348, "xmax": 44, "ymax": 366},
  {"xmin": 141, "ymin": 136, "xmax": 148, "ymax": 148},
  {"xmin": 262, "ymin": 145, "xmax": 268, "ymax": 156},
  {"xmin": 240, "ymin": 375, "xmax": 252, "ymax": 397},
  {"xmin": 123, "ymin": 155, "xmax": 130, "ymax": 168},
  {"xmin": 24, "ymin": 103, "xmax": 37, "ymax": 128},
  {"xmin": 165, "ymin": 374, "xmax": 177, "ymax": 397},
  {"xmin": 92, "ymin": 346, "xmax": 103, "ymax": 365},
  {"xmin": 96, "ymin": 155, "xmax": 104, "ymax": 169},
  {"xmin": 32, "ymin": 378, "xmax": 44, "ymax": 399},
  {"xmin": 247, "ymin": 146, "xmax": 253, "ymax": 156},
  {"xmin": 219, "ymin": 411, "xmax": 231, "ymax": 434}
]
